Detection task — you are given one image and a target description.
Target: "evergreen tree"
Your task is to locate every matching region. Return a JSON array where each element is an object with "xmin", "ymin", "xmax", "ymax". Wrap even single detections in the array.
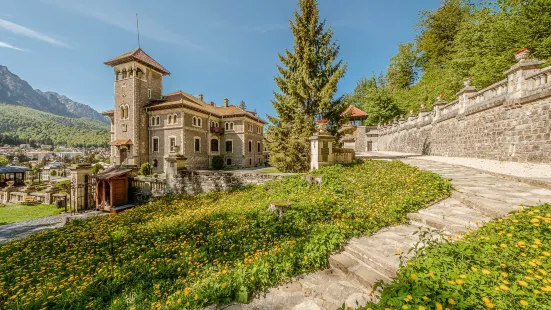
[
  {"xmin": 266, "ymin": 0, "xmax": 347, "ymax": 172},
  {"xmin": 239, "ymin": 100, "xmax": 247, "ymax": 110}
]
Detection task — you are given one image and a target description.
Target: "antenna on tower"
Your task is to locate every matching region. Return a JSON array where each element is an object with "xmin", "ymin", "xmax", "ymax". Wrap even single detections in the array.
[{"xmin": 136, "ymin": 13, "xmax": 141, "ymax": 48}]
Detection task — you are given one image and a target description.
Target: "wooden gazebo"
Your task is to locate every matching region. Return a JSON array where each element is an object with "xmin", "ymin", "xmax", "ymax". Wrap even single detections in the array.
[
  {"xmin": 95, "ymin": 168, "xmax": 133, "ymax": 213},
  {"xmin": 342, "ymin": 105, "xmax": 368, "ymax": 126},
  {"xmin": 0, "ymin": 166, "xmax": 31, "ymax": 188}
]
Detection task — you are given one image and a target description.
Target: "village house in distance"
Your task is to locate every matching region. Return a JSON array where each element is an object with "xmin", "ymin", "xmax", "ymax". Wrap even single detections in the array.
[{"xmin": 101, "ymin": 48, "xmax": 267, "ymax": 173}]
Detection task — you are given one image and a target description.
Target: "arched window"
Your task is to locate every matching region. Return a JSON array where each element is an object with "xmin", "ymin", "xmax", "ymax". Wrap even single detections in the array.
[
  {"xmin": 230, "ymin": 122, "xmax": 234, "ymax": 130},
  {"xmin": 156, "ymin": 116, "xmax": 160, "ymax": 126},
  {"xmin": 168, "ymin": 115, "xmax": 172, "ymax": 124},
  {"xmin": 197, "ymin": 118, "xmax": 202, "ymax": 128},
  {"xmin": 194, "ymin": 137, "xmax": 201, "ymax": 152},
  {"xmin": 257, "ymin": 141, "xmax": 261, "ymax": 153},
  {"xmin": 225, "ymin": 123, "xmax": 229, "ymax": 130},
  {"xmin": 193, "ymin": 117, "xmax": 197, "ymax": 126},
  {"xmin": 211, "ymin": 139, "xmax": 219, "ymax": 152},
  {"xmin": 226, "ymin": 158, "xmax": 232, "ymax": 166},
  {"xmin": 153, "ymin": 159, "xmax": 158, "ymax": 168},
  {"xmin": 248, "ymin": 140, "xmax": 252, "ymax": 153},
  {"xmin": 173, "ymin": 114, "xmax": 177, "ymax": 124},
  {"xmin": 120, "ymin": 106, "xmax": 125, "ymax": 119}
]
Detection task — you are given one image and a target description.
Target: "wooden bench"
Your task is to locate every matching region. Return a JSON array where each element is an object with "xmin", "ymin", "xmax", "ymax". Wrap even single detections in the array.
[{"xmin": 22, "ymin": 196, "xmax": 37, "ymax": 205}]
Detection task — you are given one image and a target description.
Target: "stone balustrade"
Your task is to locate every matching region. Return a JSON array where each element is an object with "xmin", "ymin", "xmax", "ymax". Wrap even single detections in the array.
[{"xmin": 377, "ymin": 49, "xmax": 551, "ymax": 163}]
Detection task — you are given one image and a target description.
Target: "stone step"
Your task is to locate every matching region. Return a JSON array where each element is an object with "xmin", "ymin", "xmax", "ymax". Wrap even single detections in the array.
[
  {"xmin": 407, "ymin": 212, "xmax": 471, "ymax": 235},
  {"xmin": 329, "ymin": 251, "xmax": 393, "ymax": 289},
  {"xmin": 451, "ymin": 191, "xmax": 521, "ymax": 217},
  {"xmin": 417, "ymin": 204, "xmax": 491, "ymax": 227}
]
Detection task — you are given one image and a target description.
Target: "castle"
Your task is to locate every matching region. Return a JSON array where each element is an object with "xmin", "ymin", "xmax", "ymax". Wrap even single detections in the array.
[{"xmin": 101, "ymin": 48, "xmax": 267, "ymax": 173}]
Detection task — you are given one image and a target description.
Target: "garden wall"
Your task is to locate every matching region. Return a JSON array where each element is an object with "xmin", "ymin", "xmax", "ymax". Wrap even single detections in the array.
[
  {"xmin": 172, "ymin": 170, "xmax": 288, "ymax": 195},
  {"xmin": 378, "ymin": 52, "xmax": 551, "ymax": 163}
]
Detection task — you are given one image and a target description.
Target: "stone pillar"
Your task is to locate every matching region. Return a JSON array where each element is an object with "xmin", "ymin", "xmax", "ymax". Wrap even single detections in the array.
[
  {"xmin": 432, "ymin": 95, "xmax": 447, "ymax": 122},
  {"xmin": 456, "ymin": 78, "xmax": 477, "ymax": 114},
  {"xmin": 504, "ymin": 49, "xmax": 543, "ymax": 99},
  {"xmin": 165, "ymin": 154, "xmax": 187, "ymax": 188},
  {"xmin": 70, "ymin": 164, "xmax": 92, "ymax": 212},
  {"xmin": 309, "ymin": 132, "xmax": 336, "ymax": 171}
]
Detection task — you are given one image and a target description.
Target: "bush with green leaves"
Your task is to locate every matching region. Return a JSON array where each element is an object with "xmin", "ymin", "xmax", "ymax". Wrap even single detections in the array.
[
  {"xmin": 360, "ymin": 204, "xmax": 551, "ymax": 310},
  {"xmin": 49, "ymin": 170, "xmax": 57, "ymax": 177},
  {"xmin": 139, "ymin": 162, "xmax": 153, "ymax": 176},
  {"xmin": 212, "ymin": 155, "xmax": 224, "ymax": 170},
  {"xmin": 0, "ymin": 155, "xmax": 8, "ymax": 167},
  {"xmin": 92, "ymin": 163, "xmax": 104, "ymax": 175},
  {"xmin": 0, "ymin": 160, "xmax": 451, "ymax": 309}
]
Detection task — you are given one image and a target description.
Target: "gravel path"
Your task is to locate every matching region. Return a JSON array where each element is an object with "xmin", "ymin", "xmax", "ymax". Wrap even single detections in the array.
[{"xmin": 0, "ymin": 211, "xmax": 104, "ymax": 243}]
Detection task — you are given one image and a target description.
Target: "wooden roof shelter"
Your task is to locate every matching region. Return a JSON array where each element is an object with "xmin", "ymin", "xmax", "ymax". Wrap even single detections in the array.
[{"xmin": 95, "ymin": 168, "xmax": 133, "ymax": 213}]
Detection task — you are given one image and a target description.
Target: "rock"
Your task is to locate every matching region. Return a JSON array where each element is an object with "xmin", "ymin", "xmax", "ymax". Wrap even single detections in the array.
[{"xmin": 292, "ymin": 300, "xmax": 321, "ymax": 310}]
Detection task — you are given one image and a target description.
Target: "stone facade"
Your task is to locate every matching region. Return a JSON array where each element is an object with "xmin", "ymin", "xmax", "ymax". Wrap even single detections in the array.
[
  {"xmin": 102, "ymin": 48, "xmax": 267, "ymax": 173},
  {"xmin": 378, "ymin": 51, "xmax": 551, "ymax": 163},
  {"xmin": 172, "ymin": 170, "xmax": 285, "ymax": 195}
]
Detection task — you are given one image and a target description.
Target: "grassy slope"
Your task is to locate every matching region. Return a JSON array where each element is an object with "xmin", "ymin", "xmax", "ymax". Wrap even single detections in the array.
[
  {"xmin": 0, "ymin": 160, "xmax": 451, "ymax": 309},
  {"xmin": 0, "ymin": 104, "xmax": 109, "ymax": 146},
  {"xmin": 361, "ymin": 205, "xmax": 551, "ymax": 310},
  {"xmin": 0, "ymin": 204, "xmax": 61, "ymax": 225}
]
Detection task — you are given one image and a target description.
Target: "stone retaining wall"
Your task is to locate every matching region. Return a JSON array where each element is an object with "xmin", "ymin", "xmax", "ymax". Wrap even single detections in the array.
[
  {"xmin": 172, "ymin": 170, "xmax": 288, "ymax": 195},
  {"xmin": 378, "ymin": 52, "xmax": 551, "ymax": 163}
]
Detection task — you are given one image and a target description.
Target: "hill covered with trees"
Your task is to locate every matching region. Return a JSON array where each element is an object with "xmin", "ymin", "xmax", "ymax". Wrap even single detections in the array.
[
  {"xmin": 346, "ymin": 0, "xmax": 551, "ymax": 125},
  {"xmin": 0, "ymin": 104, "xmax": 109, "ymax": 147}
]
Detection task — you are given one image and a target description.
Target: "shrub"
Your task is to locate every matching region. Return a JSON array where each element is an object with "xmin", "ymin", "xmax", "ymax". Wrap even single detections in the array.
[
  {"xmin": 139, "ymin": 162, "xmax": 153, "ymax": 176},
  {"xmin": 92, "ymin": 163, "xmax": 104, "ymax": 175},
  {"xmin": 0, "ymin": 160, "xmax": 451, "ymax": 309},
  {"xmin": 0, "ymin": 155, "xmax": 8, "ymax": 167},
  {"xmin": 49, "ymin": 170, "xmax": 57, "ymax": 177},
  {"xmin": 360, "ymin": 204, "xmax": 551, "ymax": 310},
  {"xmin": 55, "ymin": 180, "xmax": 71, "ymax": 193},
  {"xmin": 212, "ymin": 155, "xmax": 224, "ymax": 170}
]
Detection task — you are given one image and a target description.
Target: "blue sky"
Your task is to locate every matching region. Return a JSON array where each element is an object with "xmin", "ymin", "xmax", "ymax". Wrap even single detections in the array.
[{"xmin": 0, "ymin": 0, "xmax": 440, "ymax": 119}]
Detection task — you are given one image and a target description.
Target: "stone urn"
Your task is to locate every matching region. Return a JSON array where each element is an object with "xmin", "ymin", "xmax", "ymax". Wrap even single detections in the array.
[
  {"xmin": 317, "ymin": 119, "xmax": 328, "ymax": 133},
  {"xmin": 268, "ymin": 201, "xmax": 292, "ymax": 219},
  {"xmin": 464, "ymin": 77, "xmax": 472, "ymax": 87},
  {"xmin": 515, "ymin": 48, "xmax": 530, "ymax": 61}
]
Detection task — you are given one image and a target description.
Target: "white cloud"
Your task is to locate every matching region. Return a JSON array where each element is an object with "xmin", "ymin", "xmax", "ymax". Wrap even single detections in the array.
[
  {"xmin": 0, "ymin": 40, "xmax": 25, "ymax": 51},
  {"xmin": 0, "ymin": 18, "xmax": 69, "ymax": 47}
]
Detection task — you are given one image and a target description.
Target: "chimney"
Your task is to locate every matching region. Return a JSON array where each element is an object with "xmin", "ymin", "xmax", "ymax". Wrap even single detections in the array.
[
  {"xmin": 210, "ymin": 101, "xmax": 215, "ymax": 106},
  {"xmin": 199, "ymin": 94, "xmax": 204, "ymax": 101},
  {"xmin": 224, "ymin": 98, "xmax": 229, "ymax": 107}
]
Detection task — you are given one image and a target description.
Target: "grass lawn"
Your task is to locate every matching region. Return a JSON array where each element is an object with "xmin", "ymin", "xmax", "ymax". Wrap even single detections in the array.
[
  {"xmin": 255, "ymin": 167, "xmax": 281, "ymax": 173},
  {"xmin": 0, "ymin": 203, "xmax": 62, "ymax": 225},
  {"xmin": 0, "ymin": 160, "xmax": 451, "ymax": 309},
  {"xmin": 361, "ymin": 204, "xmax": 551, "ymax": 310}
]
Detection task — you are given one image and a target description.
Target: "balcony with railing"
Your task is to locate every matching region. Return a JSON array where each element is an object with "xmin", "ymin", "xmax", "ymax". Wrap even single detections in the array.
[{"xmin": 210, "ymin": 127, "xmax": 225, "ymax": 135}]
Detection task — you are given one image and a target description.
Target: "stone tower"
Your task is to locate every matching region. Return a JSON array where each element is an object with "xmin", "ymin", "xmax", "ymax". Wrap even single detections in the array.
[{"xmin": 104, "ymin": 48, "xmax": 170, "ymax": 167}]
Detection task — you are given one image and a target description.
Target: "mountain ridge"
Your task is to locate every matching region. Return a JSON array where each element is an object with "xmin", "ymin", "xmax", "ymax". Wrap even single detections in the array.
[{"xmin": 0, "ymin": 65, "xmax": 109, "ymax": 124}]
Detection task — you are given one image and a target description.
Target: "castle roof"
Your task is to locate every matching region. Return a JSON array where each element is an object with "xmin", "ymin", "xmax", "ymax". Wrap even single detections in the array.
[
  {"xmin": 145, "ymin": 90, "xmax": 267, "ymax": 124},
  {"xmin": 342, "ymin": 105, "xmax": 368, "ymax": 119},
  {"xmin": 104, "ymin": 48, "xmax": 170, "ymax": 76}
]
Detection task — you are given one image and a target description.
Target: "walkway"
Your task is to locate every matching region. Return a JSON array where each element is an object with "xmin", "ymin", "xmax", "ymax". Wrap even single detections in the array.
[
  {"xmin": 0, "ymin": 211, "xmax": 103, "ymax": 243},
  {"xmin": 228, "ymin": 155, "xmax": 551, "ymax": 310}
]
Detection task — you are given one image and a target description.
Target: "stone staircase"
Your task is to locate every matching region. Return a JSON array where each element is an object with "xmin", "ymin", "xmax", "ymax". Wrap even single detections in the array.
[{"xmin": 226, "ymin": 158, "xmax": 551, "ymax": 310}]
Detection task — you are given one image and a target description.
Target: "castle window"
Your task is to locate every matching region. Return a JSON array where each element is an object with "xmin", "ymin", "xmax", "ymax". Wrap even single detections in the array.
[
  {"xmin": 148, "ymin": 89, "xmax": 152, "ymax": 99},
  {"xmin": 248, "ymin": 140, "xmax": 252, "ymax": 153},
  {"xmin": 156, "ymin": 116, "xmax": 160, "ymax": 126},
  {"xmin": 120, "ymin": 106, "xmax": 125, "ymax": 119},
  {"xmin": 173, "ymin": 114, "xmax": 177, "ymax": 124},
  {"xmin": 194, "ymin": 137, "xmax": 201, "ymax": 153},
  {"xmin": 168, "ymin": 115, "xmax": 172, "ymax": 124},
  {"xmin": 226, "ymin": 158, "xmax": 232, "ymax": 166},
  {"xmin": 152, "ymin": 137, "xmax": 159, "ymax": 153},
  {"xmin": 257, "ymin": 141, "xmax": 261, "ymax": 153},
  {"xmin": 225, "ymin": 140, "xmax": 233, "ymax": 153},
  {"xmin": 225, "ymin": 122, "xmax": 234, "ymax": 130},
  {"xmin": 211, "ymin": 139, "xmax": 219, "ymax": 152},
  {"xmin": 153, "ymin": 159, "xmax": 158, "ymax": 168},
  {"xmin": 197, "ymin": 118, "xmax": 202, "ymax": 128},
  {"xmin": 169, "ymin": 137, "xmax": 176, "ymax": 153}
]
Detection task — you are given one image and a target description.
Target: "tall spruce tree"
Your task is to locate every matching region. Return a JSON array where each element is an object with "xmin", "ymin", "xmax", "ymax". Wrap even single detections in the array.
[{"xmin": 266, "ymin": 0, "xmax": 346, "ymax": 173}]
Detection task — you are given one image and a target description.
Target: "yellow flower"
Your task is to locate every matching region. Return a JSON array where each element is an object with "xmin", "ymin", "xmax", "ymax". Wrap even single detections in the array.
[
  {"xmin": 429, "ymin": 270, "xmax": 435, "ymax": 277},
  {"xmin": 436, "ymin": 303, "xmax": 443, "ymax": 310},
  {"xmin": 402, "ymin": 305, "xmax": 409, "ymax": 309},
  {"xmin": 482, "ymin": 269, "xmax": 491, "ymax": 275},
  {"xmin": 499, "ymin": 284, "xmax": 510, "ymax": 291},
  {"xmin": 485, "ymin": 302, "xmax": 494, "ymax": 309},
  {"xmin": 184, "ymin": 288, "xmax": 190, "ymax": 296},
  {"xmin": 459, "ymin": 274, "xmax": 467, "ymax": 279},
  {"xmin": 500, "ymin": 243, "xmax": 507, "ymax": 248},
  {"xmin": 518, "ymin": 280, "xmax": 528, "ymax": 287},
  {"xmin": 448, "ymin": 298, "xmax": 456, "ymax": 305},
  {"xmin": 538, "ymin": 269, "xmax": 547, "ymax": 275},
  {"xmin": 423, "ymin": 296, "xmax": 429, "ymax": 301},
  {"xmin": 419, "ymin": 306, "xmax": 425, "ymax": 310},
  {"xmin": 520, "ymin": 300, "xmax": 528, "ymax": 307},
  {"xmin": 543, "ymin": 251, "xmax": 550, "ymax": 257},
  {"xmin": 482, "ymin": 297, "xmax": 491, "ymax": 303},
  {"xmin": 410, "ymin": 273, "xmax": 418, "ymax": 280},
  {"xmin": 456, "ymin": 279, "xmax": 464, "ymax": 285}
]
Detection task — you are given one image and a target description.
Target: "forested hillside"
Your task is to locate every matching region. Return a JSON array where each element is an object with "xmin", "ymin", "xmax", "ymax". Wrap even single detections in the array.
[
  {"xmin": 346, "ymin": 0, "xmax": 551, "ymax": 125},
  {"xmin": 0, "ymin": 104, "xmax": 109, "ymax": 147}
]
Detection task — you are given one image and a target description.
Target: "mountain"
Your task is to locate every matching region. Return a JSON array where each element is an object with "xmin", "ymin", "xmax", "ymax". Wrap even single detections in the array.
[
  {"xmin": 0, "ymin": 65, "xmax": 109, "ymax": 124},
  {"xmin": 40, "ymin": 91, "xmax": 109, "ymax": 124},
  {"xmin": 0, "ymin": 104, "xmax": 109, "ymax": 147}
]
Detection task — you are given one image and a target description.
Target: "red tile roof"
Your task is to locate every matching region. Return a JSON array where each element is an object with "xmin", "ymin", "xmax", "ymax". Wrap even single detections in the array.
[
  {"xmin": 145, "ymin": 90, "xmax": 267, "ymax": 124},
  {"xmin": 104, "ymin": 48, "xmax": 170, "ymax": 75},
  {"xmin": 109, "ymin": 139, "xmax": 133, "ymax": 146},
  {"xmin": 342, "ymin": 105, "xmax": 368, "ymax": 118}
]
